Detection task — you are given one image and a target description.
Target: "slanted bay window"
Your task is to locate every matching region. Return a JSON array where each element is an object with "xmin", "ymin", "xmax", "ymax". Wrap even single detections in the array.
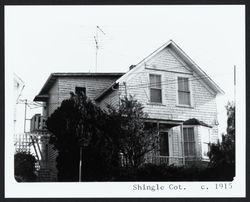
[
  {"xmin": 149, "ymin": 74, "xmax": 162, "ymax": 103},
  {"xmin": 178, "ymin": 77, "xmax": 191, "ymax": 105},
  {"xmin": 183, "ymin": 127, "xmax": 196, "ymax": 157}
]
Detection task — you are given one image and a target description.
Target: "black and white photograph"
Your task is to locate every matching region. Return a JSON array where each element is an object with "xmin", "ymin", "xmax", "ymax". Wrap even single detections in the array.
[{"xmin": 5, "ymin": 5, "xmax": 245, "ymax": 198}]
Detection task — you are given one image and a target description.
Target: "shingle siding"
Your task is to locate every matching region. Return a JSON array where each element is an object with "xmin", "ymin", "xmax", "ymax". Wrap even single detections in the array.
[
  {"xmin": 47, "ymin": 79, "xmax": 59, "ymax": 117},
  {"xmin": 99, "ymin": 47, "xmax": 219, "ymax": 163},
  {"xmin": 40, "ymin": 43, "xmax": 220, "ymax": 173},
  {"xmin": 146, "ymin": 47, "xmax": 191, "ymax": 74},
  {"xmin": 98, "ymin": 89, "xmax": 120, "ymax": 111},
  {"xmin": 44, "ymin": 75, "xmax": 119, "ymax": 181},
  {"xmin": 44, "ymin": 79, "xmax": 59, "ymax": 181},
  {"xmin": 58, "ymin": 77, "xmax": 117, "ymax": 103}
]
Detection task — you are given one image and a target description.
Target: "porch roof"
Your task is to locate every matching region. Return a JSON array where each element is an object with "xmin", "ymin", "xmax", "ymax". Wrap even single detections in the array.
[
  {"xmin": 183, "ymin": 118, "xmax": 212, "ymax": 128},
  {"xmin": 144, "ymin": 118, "xmax": 184, "ymax": 128}
]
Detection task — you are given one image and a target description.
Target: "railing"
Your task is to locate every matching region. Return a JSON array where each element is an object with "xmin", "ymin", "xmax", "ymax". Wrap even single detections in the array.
[
  {"xmin": 119, "ymin": 154, "xmax": 187, "ymax": 167},
  {"xmin": 144, "ymin": 155, "xmax": 205, "ymax": 167},
  {"xmin": 144, "ymin": 155, "xmax": 185, "ymax": 166},
  {"xmin": 30, "ymin": 115, "xmax": 47, "ymax": 132}
]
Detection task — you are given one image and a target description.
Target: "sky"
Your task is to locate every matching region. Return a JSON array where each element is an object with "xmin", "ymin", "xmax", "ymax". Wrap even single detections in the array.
[{"xmin": 5, "ymin": 5, "xmax": 245, "ymax": 135}]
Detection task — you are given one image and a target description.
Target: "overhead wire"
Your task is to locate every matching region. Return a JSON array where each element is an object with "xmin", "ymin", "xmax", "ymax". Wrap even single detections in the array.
[
  {"xmin": 19, "ymin": 66, "xmax": 230, "ymax": 98},
  {"xmin": 26, "ymin": 72, "xmax": 230, "ymax": 107},
  {"xmin": 19, "ymin": 72, "xmax": 229, "ymax": 99},
  {"xmin": 16, "ymin": 62, "xmax": 230, "ymax": 108}
]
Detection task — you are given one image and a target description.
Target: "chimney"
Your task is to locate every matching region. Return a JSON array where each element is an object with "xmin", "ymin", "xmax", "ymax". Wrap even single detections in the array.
[{"xmin": 129, "ymin": 65, "xmax": 136, "ymax": 70}]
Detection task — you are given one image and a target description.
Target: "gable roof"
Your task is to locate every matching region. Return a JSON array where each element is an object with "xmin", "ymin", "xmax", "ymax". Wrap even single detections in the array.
[
  {"xmin": 34, "ymin": 72, "xmax": 124, "ymax": 101},
  {"xmin": 95, "ymin": 40, "xmax": 224, "ymax": 101},
  {"xmin": 116, "ymin": 40, "xmax": 224, "ymax": 95}
]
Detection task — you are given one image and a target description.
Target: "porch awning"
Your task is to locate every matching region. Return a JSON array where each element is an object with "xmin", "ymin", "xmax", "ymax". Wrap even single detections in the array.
[
  {"xmin": 144, "ymin": 118, "xmax": 183, "ymax": 128},
  {"xmin": 183, "ymin": 118, "xmax": 212, "ymax": 128}
]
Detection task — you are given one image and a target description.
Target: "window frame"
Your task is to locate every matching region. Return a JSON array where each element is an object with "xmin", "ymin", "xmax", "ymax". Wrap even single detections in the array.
[
  {"xmin": 183, "ymin": 126, "xmax": 196, "ymax": 157},
  {"xmin": 201, "ymin": 126, "xmax": 212, "ymax": 160},
  {"xmin": 176, "ymin": 75, "xmax": 192, "ymax": 107},
  {"xmin": 75, "ymin": 86, "xmax": 86, "ymax": 96},
  {"xmin": 148, "ymin": 73, "xmax": 163, "ymax": 104},
  {"xmin": 159, "ymin": 131, "xmax": 169, "ymax": 156}
]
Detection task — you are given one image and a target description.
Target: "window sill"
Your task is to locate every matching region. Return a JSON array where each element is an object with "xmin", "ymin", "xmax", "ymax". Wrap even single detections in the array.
[
  {"xmin": 201, "ymin": 158, "xmax": 210, "ymax": 162},
  {"xmin": 176, "ymin": 104, "xmax": 194, "ymax": 109},
  {"xmin": 147, "ymin": 102, "xmax": 166, "ymax": 106}
]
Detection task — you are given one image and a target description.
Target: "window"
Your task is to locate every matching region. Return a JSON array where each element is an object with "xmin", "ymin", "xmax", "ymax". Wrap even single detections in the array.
[
  {"xmin": 75, "ymin": 87, "xmax": 86, "ymax": 96},
  {"xmin": 202, "ymin": 143, "xmax": 210, "ymax": 158},
  {"xmin": 149, "ymin": 74, "xmax": 162, "ymax": 103},
  {"xmin": 201, "ymin": 127, "xmax": 211, "ymax": 158},
  {"xmin": 178, "ymin": 77, "xmax": 191, "ymax": 105},
  {"xmin": 183, "ymin": 127, "xmax": 196, "ymax": 157}
]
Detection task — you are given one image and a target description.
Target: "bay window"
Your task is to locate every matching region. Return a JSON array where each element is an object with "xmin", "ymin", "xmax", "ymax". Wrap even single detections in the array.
[{"xmin": 183, "ymin": 127, "xmax": 196, "ymax": 157}]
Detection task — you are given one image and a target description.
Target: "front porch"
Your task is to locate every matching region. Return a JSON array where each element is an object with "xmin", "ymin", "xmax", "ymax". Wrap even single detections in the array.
[{"xmin": 143, "ymin": 118, "xmax": 186, "ymax": 167}]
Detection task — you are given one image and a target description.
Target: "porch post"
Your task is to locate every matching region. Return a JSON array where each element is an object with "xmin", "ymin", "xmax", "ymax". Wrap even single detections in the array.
[
  {"xmin": 157, "ymin": 121, "xmax": 160, "ymax": 165},
  {"xmin": 180, "ymin": 124, "xmax": 185, "ymax": 165},
  {"xmin": 79, "ymin": 146, "xmax": 82, "ymax": 182}
]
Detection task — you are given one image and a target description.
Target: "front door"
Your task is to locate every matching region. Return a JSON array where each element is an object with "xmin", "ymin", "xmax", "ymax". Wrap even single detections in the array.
[{"xmin": 159, "ymin": 132, "xmax": 169, "ymax": 156}]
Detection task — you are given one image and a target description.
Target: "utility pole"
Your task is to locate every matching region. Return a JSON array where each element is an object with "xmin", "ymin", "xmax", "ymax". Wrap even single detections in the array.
[
  {"xmin": 234, "ymin": 65, "xmax": 236, "ymax": 104},
  {"xmin": 94, "ymin": 26, "xmax": 105, "ymax": 72}
]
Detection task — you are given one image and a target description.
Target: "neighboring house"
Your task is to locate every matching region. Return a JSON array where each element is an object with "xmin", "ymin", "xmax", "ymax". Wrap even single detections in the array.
[
  {"xmin": 33, "ymin": 40, "xmax": 223, "ymax": 181},
  {"xmin": 14, "ymin": 73, "xmax": 27, "ymax": 153},
  {"xmin": 13, "ymin": 73, "xmax": 25, "ymax": 134},
  {"xmin": 33, "ymin": 73, "xmax": 124, "ymax": 181}
]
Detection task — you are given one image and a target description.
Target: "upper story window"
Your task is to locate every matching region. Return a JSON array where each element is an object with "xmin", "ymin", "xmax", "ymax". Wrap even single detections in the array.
[
  {"xmin": 75, "ymin": 87, "xmax": 86, "ymax": 96},
  {"xmin": 183, "ymin": 127, "xmax": 196, "ymax": 157},
  {"xmin": 178, "ymin": 77, "xmax": 191, "ymax": 105},
  {"xmin": 149, "ymin": 74, "xmax": 162, "ymax": 103}
]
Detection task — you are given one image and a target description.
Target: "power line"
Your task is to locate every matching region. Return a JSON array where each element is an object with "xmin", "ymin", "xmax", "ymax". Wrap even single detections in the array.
[
  {"xmin": 16, "ymin": 69, "xmax": 230, "ymax": 109},
  {"xmin": 25, "ymin": 73, "xmax": 229, "ymax": 107},
  {"xmin": 21, "ymin": 72, "xmax": 229, "ymax": 99},
  {"xmin": 20, "ymin": 69, "xmax": 230, "ymax": 98}
]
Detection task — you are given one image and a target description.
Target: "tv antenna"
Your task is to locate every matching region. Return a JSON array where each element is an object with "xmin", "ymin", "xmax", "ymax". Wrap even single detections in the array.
[{"xmin": 94, "ymin": 26, "xmax": 106, "ymax": 72}]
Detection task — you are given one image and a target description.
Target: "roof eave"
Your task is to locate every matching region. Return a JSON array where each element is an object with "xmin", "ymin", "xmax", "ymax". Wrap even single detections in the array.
[
  {"xmin": 95, "ymin": 82, "xmax": 118, "ymax": 102},
  {"xmin": 169, "ymin": 41, "xmax": 224, "ymax": 95},
  {"xmin": 34, "ymin": 95, "xmax": 49, "ymax": 102},
  {"xmin": 34, "ymin": 72, "xmax": 125, "ymax": 102},
  {"xmin": 116, "ymin": 40, "xmax": 173, "ymax": 84}
]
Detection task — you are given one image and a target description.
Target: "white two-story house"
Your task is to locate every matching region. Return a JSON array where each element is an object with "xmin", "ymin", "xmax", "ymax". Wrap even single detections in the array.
[{"xmin": 33, "ymin": 40, "xmax": 223, "ymax": 181}]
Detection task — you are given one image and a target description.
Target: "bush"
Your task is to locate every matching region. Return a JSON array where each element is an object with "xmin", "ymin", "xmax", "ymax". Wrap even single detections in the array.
[
  {"xmin": 14, "ymin": 152, "xmax": 37, "ymax": 182},
  {"xmin": 112, "ymin": 163, "xmax": 234, "ymax": 181},
  {"xmin": 208, "ymin": 102, "xmax": 235, "ymax": 181}
]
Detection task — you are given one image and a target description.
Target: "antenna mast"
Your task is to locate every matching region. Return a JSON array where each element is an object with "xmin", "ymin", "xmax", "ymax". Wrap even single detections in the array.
[{"xmin": 94, "ymin": 26, "xmax": 105, "ymax": 72}]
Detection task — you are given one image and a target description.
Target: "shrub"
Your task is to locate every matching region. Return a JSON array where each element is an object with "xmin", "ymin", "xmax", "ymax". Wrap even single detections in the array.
[{"xmin": 14, "ymin": 152, "xmax": 37, "ymax": 182}]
